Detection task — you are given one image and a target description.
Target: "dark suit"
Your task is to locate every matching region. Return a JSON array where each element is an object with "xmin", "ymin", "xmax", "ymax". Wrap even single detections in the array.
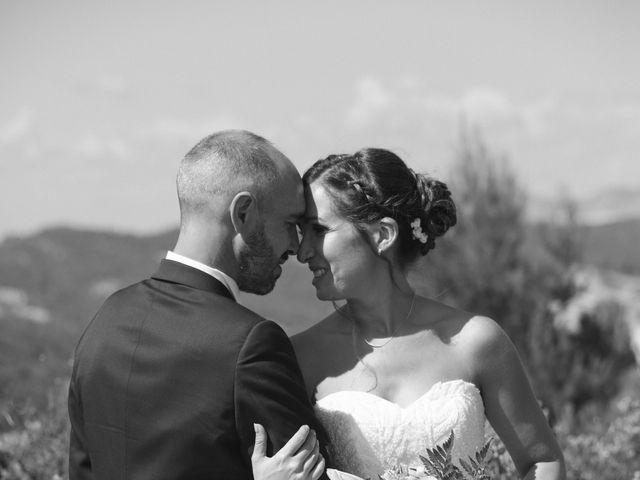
[{"xmin": 68, "ymin": 259, "xmax": 328, "ymax": 480}]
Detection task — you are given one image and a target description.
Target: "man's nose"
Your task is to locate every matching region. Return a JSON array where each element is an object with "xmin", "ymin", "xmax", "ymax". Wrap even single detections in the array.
[
  {"xmin": 287, "ymin": 228, "xmax": 300, "ymax": 256},
  {"xmin": 296, "ymin": 233, "xmax": 313, "ymax": 264}
]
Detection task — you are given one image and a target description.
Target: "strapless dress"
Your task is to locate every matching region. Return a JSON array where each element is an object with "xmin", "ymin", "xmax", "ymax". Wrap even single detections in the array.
[{"xmin": 315, "ymin": 380, "xmax": 486, "ymax": 479}]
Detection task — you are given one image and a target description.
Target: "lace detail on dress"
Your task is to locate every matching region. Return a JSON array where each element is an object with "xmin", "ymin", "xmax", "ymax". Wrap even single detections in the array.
[{"xmin": 315, "ymin": 380, "xmax": 486, "ymax": 480}]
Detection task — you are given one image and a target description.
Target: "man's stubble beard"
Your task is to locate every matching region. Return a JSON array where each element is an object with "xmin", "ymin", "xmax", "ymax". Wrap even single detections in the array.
[{"xmin": 237, "ymin": 221, "xmax": 282, "ymax": 295}]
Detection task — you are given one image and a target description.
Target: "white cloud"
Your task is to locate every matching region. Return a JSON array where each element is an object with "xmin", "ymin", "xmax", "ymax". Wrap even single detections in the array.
[
  {"xmin": 460, "ymin": 88, "xmax": 513, "ymax": 119},
  {"xmin": 75, "ymin": 133, "xmax": 132, "ymax": 160},
  {"xmin": 0, "ymin": 108, "xmax": 32, "ymax": 146},
  {"xmin": 344, "ymin": 79, "xmax": 556, "ymax": 139},
  {"xmin": 345, "ymin": 77, "xmax": 394, "ymax": 128},
  {"xmin": 422, "ymin": 87, "xmax": 556, "ymax": 137}
]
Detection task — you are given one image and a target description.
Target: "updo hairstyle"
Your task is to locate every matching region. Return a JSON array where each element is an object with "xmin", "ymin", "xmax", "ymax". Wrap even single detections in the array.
[{"xmin": 303, "ymin": 148, "xmax": 457, "ymax": 265}]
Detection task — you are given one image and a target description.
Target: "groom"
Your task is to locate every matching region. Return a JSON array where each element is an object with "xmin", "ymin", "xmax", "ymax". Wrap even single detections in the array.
[{"xmin": 68, "ymin": 130, "xmax": 329, "ymax": 479}]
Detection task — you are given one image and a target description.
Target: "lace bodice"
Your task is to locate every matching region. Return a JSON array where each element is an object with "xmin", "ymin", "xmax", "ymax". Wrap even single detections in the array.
[{"xmin": 315, "ymin": 380, "xmax": 486, "ymax": 479}]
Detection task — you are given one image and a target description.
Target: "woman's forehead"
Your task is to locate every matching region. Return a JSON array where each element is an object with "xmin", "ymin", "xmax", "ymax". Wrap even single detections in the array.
[{"xmin": 304, "ymin": 183, "xmax": 335, "ymax": 218}]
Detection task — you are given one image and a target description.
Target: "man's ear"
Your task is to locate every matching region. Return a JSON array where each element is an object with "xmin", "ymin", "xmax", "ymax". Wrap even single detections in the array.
[
  {"xmin": 372, "ymin": 217, "xmax": 399, "ymax": 254},
  {"xmin": 229, "ymin": 191, "xmax": 258, "ymax": 233}
]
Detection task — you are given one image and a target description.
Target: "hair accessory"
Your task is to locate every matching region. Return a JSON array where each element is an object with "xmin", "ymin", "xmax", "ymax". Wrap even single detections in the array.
[{"xmin": 410, "ymin": 218, "xmax": 428, "ymax": 244}]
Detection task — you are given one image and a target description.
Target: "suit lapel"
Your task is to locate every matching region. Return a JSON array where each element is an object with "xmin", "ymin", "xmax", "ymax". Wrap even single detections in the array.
[{"xmin": 151, "ymin": 259, "xmax": 235, "ymax": 301}]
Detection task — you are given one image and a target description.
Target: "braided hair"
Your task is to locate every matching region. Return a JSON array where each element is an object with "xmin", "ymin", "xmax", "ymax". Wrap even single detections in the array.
[{"xmin": 302, "ymin": 148, "xmax": 456, "ymax": 265}]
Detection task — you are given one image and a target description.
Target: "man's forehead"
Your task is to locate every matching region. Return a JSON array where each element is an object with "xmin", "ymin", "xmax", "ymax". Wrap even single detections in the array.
[
  {"xmin": 279, "ymin": 187, "xmax": 305, "ymax": 219},
  {"xmin": 286, "ymin": 200, "xmax": 306, "ymax": 220}
]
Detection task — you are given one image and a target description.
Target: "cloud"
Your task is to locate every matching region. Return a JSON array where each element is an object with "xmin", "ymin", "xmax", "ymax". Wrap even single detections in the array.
[
  {"xmin": 344, "ymin": 77, "xmax": 557, "ymax": 138},
  {"xmin": 75, "ymin": 133, "xmax": 132, "ymax": 160},
  {"xmin": 445, "ymin": 88, "xmax": 513, "ymax": 119},
  {"xmin": 345, "ymin": 77, "xmax": 394, "ymax": 128},
  {"xmin": 0, "ymin": 108, "xmax": 32, "ymax": 146}
]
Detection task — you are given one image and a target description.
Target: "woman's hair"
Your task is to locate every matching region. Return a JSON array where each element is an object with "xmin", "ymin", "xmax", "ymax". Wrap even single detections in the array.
[{"xmin": 303, "ymin": 148, "xmax": 457, "ymax": 265}]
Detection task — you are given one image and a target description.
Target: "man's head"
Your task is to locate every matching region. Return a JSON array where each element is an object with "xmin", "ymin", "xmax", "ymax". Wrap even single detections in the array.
[{"xmin": 175, "ymin": 129, "xmax": 304, "ymax": 295}]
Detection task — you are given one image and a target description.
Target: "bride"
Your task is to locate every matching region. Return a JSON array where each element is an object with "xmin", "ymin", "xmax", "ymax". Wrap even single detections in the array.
[{"xmin": 255, "ymin": 148, "xmax": 565, "ymax": 480}]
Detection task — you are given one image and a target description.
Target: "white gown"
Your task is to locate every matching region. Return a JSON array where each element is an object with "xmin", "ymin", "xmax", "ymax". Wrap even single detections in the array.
[{"xmin": 315, "ymin": 380, "xmax": 486, "ymax": 480}]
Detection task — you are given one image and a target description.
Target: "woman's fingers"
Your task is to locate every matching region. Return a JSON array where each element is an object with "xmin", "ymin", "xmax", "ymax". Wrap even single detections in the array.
[
  {"xmin": 301, "ymin": 432, "xmax": 320, "ymax": 469},
  {"xmin": 310, "ymin": 454, "xmax": 326, "ymax": 480},
  {"xmin": 277, "ymin": 424, "xmax": 312, "ymax": 457},
  {"xmin": 301, "ymin": 436, "xmax": 325, "ymax": 480},
  {"xmin": 293, "ymin": 426, "xmax": 317, "ymax": 460},
  {"xmin": 251, "ymin": 423, "xmax": 267, "ymax": 463}
]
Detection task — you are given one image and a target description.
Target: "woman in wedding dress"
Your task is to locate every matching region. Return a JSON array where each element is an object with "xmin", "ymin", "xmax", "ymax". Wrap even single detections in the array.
[{"xmin": 286, "ymin": 149, "xmax": 565, "ymax": 480}]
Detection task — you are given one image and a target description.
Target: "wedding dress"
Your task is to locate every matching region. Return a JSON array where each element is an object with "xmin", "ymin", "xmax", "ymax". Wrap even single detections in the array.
[{"xmin": 316, "ymin": 380, "xmax": 486, "ymax": 480}]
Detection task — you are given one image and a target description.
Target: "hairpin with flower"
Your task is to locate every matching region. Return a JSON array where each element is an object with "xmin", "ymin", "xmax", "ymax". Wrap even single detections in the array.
[{"xmin": 410, "ymin": 218, "xmax": 428, "ymax": 244}]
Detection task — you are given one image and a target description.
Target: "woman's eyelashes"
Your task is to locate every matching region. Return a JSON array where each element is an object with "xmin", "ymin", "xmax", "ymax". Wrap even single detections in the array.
[
  {"xmin": 298, "ymin": 221, "xmax": 328, "ymax": 237},
  {"xmin": 310, "ymin": 222, "xmax": 329, "ymax": 236}
]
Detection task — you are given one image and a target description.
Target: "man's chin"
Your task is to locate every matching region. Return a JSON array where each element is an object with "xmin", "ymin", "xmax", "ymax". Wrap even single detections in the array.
[{"xmin": 239, "ymin": 278, "xmax": 277, "ymax": 296}]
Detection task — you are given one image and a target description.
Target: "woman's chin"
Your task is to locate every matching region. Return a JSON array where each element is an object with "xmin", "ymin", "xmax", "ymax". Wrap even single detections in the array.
[
  {"xmin": 314, "ymin": 287, "xmax": 342, "ymax": 303},
  {"xmin": 315, "ymin": 289, "xmax": 329, "ymax": 301}
]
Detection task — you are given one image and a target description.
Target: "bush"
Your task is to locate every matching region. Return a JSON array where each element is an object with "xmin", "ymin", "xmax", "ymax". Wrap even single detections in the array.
[
  {"xmin": 0, "ymin": 380, "xmax": 69, "ymax": 480},
  {"xmin": 558, "ymin": 396, "xmax": 640, "ymax": 480}
]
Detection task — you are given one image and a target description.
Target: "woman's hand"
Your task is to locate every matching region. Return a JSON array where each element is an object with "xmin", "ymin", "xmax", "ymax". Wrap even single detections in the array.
[{"xmin": 251, "ymin": 423, "xmax": 326, "ymax": 480}]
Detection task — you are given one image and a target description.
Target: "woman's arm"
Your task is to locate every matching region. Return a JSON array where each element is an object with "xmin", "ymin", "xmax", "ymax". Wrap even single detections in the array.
[{"xmin": 467, "ymin": 316, "xmax": 566, "ymax": 480}]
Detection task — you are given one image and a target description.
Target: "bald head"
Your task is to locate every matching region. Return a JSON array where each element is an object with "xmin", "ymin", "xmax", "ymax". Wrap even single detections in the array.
[{"xmin": 176, "ymin": 130, "xmax": 298, "ymax": 224}]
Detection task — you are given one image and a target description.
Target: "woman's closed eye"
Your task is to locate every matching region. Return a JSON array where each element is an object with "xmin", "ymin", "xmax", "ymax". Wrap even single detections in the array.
[{"xmin": 310, "ymin": 223, "xmax": 329, "ymax": 236}]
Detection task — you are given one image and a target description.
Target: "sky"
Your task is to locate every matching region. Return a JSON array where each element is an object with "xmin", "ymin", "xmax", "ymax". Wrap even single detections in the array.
[{"xmin": 1, "ymin": 0, "xmax": 639, "ymax": 239}]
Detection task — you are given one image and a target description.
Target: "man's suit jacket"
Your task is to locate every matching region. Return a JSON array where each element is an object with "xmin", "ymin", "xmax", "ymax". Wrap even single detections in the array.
[{"xmin": 68, "ymin": 259, "xmax": 329, "ymax": 480}]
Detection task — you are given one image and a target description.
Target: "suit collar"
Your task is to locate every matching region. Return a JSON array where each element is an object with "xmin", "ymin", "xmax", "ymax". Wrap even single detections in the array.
[{"xmin": 151, "ymin": 259, "xmax": 235, "ymax": 301}]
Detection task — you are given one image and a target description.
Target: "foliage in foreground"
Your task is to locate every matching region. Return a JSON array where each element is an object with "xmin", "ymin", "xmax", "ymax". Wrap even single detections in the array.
[{"xmin": 0, "ymin": 380, "xmax": 68, "ymax": 480}]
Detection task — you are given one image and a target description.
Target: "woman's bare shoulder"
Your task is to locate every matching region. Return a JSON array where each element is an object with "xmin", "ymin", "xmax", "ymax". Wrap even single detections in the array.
[
  {"xmin": 456, "ymin": 314, "xmax": 505, "ymax": 341},
  {"xmin": 453, "ymin": 314, "xmax": 520, "ymax": 379},
  {"xmin": 416, "ymin": 299, "xmax": 511, "ymax": 357}
]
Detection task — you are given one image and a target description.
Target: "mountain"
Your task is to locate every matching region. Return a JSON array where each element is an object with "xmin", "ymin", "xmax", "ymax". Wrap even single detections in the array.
[
  {"xmin": 578, "ymin": 187, "xmax": 640, "ymax": 226},
  {"xmin": 0, "ymin": 218, "xmax": 638, "ymax": 422},
  {"xmin": 529, "ymin": 186, "xmax": 640, "ymax": 226},
  {"xmin": 582, "ymin": 218, "xmax": 640, "ymax": 274}
]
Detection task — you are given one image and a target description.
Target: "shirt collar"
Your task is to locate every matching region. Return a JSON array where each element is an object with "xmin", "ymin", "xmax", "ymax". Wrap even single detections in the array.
[{"xmin": 165, "ymin": 251, "xmax": 240, "ymax": 301}]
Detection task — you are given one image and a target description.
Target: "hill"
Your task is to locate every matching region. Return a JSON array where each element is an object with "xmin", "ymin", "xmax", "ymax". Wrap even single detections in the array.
[{"xmin": 582, "ymin": 218, "xmax": 640, "ymax": 274}]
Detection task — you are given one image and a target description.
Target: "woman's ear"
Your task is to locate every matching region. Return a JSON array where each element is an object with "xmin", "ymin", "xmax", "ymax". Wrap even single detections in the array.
[
  {"xmin": 229, "ymin": 191, "xmax": 258, "ymax": 234},
  {"xmin": 373, "ymin": 217, "xmax": 399, "ymax": 254}
]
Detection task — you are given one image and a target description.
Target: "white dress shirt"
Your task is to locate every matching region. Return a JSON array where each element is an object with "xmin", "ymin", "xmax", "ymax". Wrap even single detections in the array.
[{"xmin": 165, "ymin": 251, "xmax": 240, "ymax": 301}]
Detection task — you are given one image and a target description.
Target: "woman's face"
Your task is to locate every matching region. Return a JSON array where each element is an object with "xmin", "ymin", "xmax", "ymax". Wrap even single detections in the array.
[{"xmin": 297, "ymin": 182, "xmax": 378, "ymax": 301}]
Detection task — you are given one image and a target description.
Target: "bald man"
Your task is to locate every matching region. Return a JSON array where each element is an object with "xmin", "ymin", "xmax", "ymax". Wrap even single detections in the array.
[{"xmin": 68, "ymin": 131, "xmax": 329, "ymax": 480}]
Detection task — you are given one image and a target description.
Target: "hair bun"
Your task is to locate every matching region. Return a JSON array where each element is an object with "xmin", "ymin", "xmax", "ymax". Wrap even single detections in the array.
[{"xmin": 414, "ymin": 175, "xmax": 457, "ymax": 254}]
